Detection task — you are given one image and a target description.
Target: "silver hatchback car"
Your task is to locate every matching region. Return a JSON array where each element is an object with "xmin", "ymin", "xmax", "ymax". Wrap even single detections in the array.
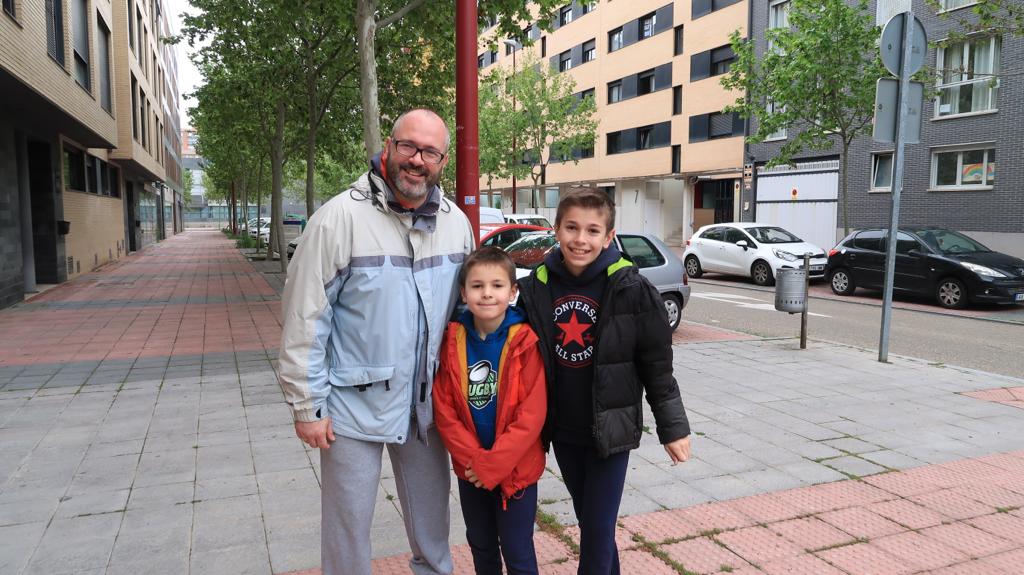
[{"xmin": 504, "ymin": 230, "xmax": 691, "ymax": 331}]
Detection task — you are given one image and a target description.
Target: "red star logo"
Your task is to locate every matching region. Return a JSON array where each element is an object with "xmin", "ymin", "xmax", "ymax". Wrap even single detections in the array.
[{"xmin": 557, "ymin": 311, "xmax": 591, "ymax": 348}]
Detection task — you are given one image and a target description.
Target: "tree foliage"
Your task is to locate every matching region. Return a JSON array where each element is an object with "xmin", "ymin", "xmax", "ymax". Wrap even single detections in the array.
[
  {"xmin": 721, "ymin": 0, "xmax": 884, "ymax": 235},
  {"xmin": 925, "ymin": 0, "xmax": 1023, "ymax": 45},
  {"xmin": 478, "ymin": 55, "xmax": 598, "ymax": 206}
]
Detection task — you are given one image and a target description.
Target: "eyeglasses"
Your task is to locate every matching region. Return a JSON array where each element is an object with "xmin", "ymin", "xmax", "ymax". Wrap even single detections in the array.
[{"xmin": 392, "ymin": 139, "xmax": 446, "ymax": 165}]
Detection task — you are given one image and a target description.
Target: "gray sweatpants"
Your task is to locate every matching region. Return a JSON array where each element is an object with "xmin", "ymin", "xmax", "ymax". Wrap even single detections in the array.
[{"xmin": 320, "ymin": 425, "xmax": 453, "ymax": 575}]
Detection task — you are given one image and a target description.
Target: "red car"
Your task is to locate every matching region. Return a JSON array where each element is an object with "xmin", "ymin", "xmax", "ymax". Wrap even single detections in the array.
[{"xmin": 478, "ymin": 223, "xmax": 550, "ymax": 250}]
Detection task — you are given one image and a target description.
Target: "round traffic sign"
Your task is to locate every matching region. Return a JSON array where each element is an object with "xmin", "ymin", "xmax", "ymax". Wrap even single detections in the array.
[{"xmin": 880, "ymin": 13, "xmax": 927, "ymax": 77}]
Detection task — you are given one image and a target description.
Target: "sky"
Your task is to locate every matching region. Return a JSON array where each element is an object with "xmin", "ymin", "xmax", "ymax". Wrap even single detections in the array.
[{"xmin": 166, "ymin": 0, "xmax": 202, "ymax": 129}]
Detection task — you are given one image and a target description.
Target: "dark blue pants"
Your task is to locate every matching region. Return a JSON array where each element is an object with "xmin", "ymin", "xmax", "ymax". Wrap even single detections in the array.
[
  {"xmin": 457, "ymin": 479, "xmax": 539, "ymax": 575},
  {"xmin": 553, "ymin": 442, "xmax": 630, "ymax": 575}
]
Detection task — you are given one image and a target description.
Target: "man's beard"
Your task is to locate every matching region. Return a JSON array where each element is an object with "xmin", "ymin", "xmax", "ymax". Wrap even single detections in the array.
[{"xmin": 386, "ymin": 154, "xmax": 439, "ymax": 202}]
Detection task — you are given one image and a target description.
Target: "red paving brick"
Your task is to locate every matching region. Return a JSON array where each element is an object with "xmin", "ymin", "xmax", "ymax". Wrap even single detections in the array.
[
  {"xmin": 815, "ymin": 542, "xmax": 915, "ymax": 575},
  {"xmin": 673, "ymin": 321, "xmax": 757, "ymax": 344},
  {"xmin": 618, "ymin": 508, "xmax": 699, "ymax": 544},
  {"xmin": 866, "ymin": 498, "xmax": 950, "ymax": 530},
  {"xmin": 871, "ymin": 531, "xmax": 971, "ymax": 572},
  {"xmin": 979, "ymin": 547, "xmax": 1024, "ymax": 572},
  {"xmin": 767, "ymin": 517, "xmax": 857, "ymax": 552},
  {"xmin": 0, "ymin": 231, "xmax": 281, "ymax": 368},
  {"xmin": 920, "ymin": 522, "xmax": 1018, "ymax": 558},
  {"xmin": 725, "ymin": 493, "xmax": 805, "ymax": 525},
  {"xmin": 713, "ymin": 525, "xmax": 803, "ymax": 565},
  {"xmin": 967, "ymin": 513, "xmax": 1024, "ymax": 545},
  {"xmin": 909, "ymin": 488, "xmax": 999, "ymax": 520},
  {"xmin": 814, "ymin": 507, "xmax": 908, "ymax": 540},
  {"xmin": 617, "ymin": 549, "xmax": 678, "ymax": 574},
  {"xmin": 661, "ymin": 536, "xmax": 749, "ymax": 574},
  {"xmin": 759, "ymin": 553, "xmax": 847, "ymax": 575}
]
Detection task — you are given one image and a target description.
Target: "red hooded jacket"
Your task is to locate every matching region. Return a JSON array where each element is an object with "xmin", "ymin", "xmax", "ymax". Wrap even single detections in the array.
[{"xmin": 433, "ymin": 321, "xmax": 547, "ymax": 502}]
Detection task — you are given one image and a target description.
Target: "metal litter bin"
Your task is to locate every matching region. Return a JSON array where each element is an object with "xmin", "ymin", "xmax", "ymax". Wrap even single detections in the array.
[{"xmin": 775, "ymin": 268, "xmax": 807, "ymax": 313}]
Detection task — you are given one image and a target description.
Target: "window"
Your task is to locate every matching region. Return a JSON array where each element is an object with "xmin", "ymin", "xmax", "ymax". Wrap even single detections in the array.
[
  {"xmin": 583, "ymin": 39, "xmax": 596, "ymax": 63},
  {"xmin": 674, "ymin": 25, "xmax": 684, "ymax": 56},
  {"xmin": 490, "ymin": 49, "xmax": 497, "ymax": 63},
  {"xmin": 931, "ymin": 147, "xmax": 995, "ymax": 189},
  {"xmin": 701, "ymin": 227, "xmax": 726, "ymax": 242},
  {"xmin": 477, "ymin": 54, "xmax": 485, "ymax": 69},
  {"xmin": 710, "ymin": 45, "xmax": 735, "ymax": 76},
  {"xmin": 871, "ymin": 153, "xmax": 893, "ymax": 190},
  {"xmin": 607, "ymin": 80, "xmax": 622, "ymax": 103},
  {"xmin": 640, "ymin": 12, "xmax": 656, "ymax": 39},
  {"xmin": 559, "ymin": 50, "xmax": 573, "ymax": 72},
  {"xmin": 619, "ymin": 235, "xmax": 666, "ymax": 268},
  {"xmin": 541, "ymin": 36, "xmax": 546, "ymax": 57},
  {"xmin": 769, "ymin": 0, "xmax": 790, "ymax": 29},
  {"xmin": 97, "ymin": 16, "xmax": 112, "ymax": 112},
  {"xmin": 764, "ymin": 99, "xmax": 786, "ymax": 140},
  {"xmin": 939, "ymin": 0, "xmax": 976, "ymax": 10},
  {"xmin": 578, "ymin": 145, "xmax": 594, "ymax": 159},
  {"xmin": 608, "ymin": 27, "xmax": 623, "ymax": 52},
  {"xmin": 3, "ymin": 0, "xmax": 15, "ymax": 18},
  {"xmin": 109, "ymin": 164, "xmax": 120, "ymax": 197},
  {"xmin": 671, "ymin": 145, "xmax": 681, "ymax": 173},
  {"xmin": 693, "ymin": 0, "xmax": 741, "ymax": 19},
  {"xmin": 131, "ymin": 74, "xmax": 139, "ymax": 141},
  {"xmin": 936, "ymin": 36, "xmax": 1000, "ymax": 117},
  {"xmin": 638, "ymin": 126, "xmax": 653, "ymax": 149},
  {"xmin": 85, "ymin": 155, "xmax": 98, "ymax": 193},
  {"xmin": 559, "ymin": 5, "xmax": 573, "ymax": 26},
  {"xmin": 63, "ymin": 147, "xmax": 86, "ymax": 191},
  {"xmin": 607, "ymin": 132, "xmax": 622, "ymax": 154},
  {"xmin": 544, "ymin": 187, "xmax": 560, "ymax": 208},
  {"xmin": 505, "ymin": 42, "xmax": 514, "ymax": 56},
  {"xmin": 895, "ymin": 232, "xmax": 921, "ymax": 255},
  {"xmin": 709, "ymin": 113, "xmax": 734, "ymax": 138},
  {"xmin": 582, "ymin": 1, "xmax": 596, "ymax": 14},
  {"xmin": 46, "ymin": 0, "xmax": 65, "ymax": 65},
  {"xmin": 673, "ymin": 86, "xmax": 682, "ymax": 115},
  {"xmin": 852, "ymin": 230, "xmax": 884, "ymax": 252},
  {"xmin": 637, "ymin": 69, "xmax": 655, "ymax": 95},
  {"xmin": 128, "ymin": 0, "xmax": 135, "ymax": 53}
]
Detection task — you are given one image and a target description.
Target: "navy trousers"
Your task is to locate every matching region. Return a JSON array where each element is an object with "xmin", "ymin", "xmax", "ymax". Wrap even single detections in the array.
[
  {"xmin": 457, "ymin": 479, "xmax": 539, "ymax": 575},
  {"xmin": 553, "ymin": 442, "xmax": 630, "ymax": 575}
]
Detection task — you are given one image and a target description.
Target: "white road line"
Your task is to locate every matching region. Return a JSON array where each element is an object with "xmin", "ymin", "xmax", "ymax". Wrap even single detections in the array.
[{"xmin": 692, "ymin": 293, "xmax": 832, "ymax": 318}]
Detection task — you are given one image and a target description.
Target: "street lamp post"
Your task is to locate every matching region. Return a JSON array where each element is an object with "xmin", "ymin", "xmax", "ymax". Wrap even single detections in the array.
[{"xmin": 502, "ymin": 39, "xmax": 520, "ymax": 213}]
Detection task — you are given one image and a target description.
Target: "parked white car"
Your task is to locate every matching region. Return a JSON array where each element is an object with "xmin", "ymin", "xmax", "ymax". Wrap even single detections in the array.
[
  {"xmin": 683, "ymin": 223, "xmax": 828, "ymax": 286},
  {"xmin": 504, "ymin": 213, "xmax": 552, "ymax": 228}
]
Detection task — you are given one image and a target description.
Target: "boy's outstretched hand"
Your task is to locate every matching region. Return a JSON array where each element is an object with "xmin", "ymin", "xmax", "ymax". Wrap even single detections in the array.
[{"xmin": 664, "ymin": 435, "xmax": 692, "ymax": 465}]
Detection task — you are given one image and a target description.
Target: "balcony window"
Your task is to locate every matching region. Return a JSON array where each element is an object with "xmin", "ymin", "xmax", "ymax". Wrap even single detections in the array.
[
  {"xmin": 637, "ymin": 69, "xmax": 655, "ymax": 95},
  {"xmin": 640, "ymin": 12, "xmax": 657, "ymax": 39},
  {"xmin": 871, "ymin": 153, "xmax": 893, "ymax": 190},
  {"xmin": 46, "ymin": 0, "xmax": 65, "ymax": 65},
  {"xmin": 559, "ymin": 5, "xmax": 573, "ymax": 26},
  {"xmin": 583, "ymin": 39, "xmax": 596, "ymax": 63},
  {"xmin": 936, "ymin": 36, "xmax": 1000, "ymax": 117},
  {"xmin": 608, "ymin": 80, "xmax": 622, "ymax": 104},
  {"xmin": 609, "ymin": 27, "xmax": 623, "ymax": 52},
  {"xmin": 932, "ymin": 147, "xmax": 995, "ymax": 189},
  {"xmin": 559, "ymin": 51, "xmax": 573, "ymax": 72}
]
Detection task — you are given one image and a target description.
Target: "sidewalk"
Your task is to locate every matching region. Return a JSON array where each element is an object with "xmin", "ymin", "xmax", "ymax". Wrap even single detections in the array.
[{"xmin": 1, "ymin": 230, "xmax": 1023, "ymax": 574}]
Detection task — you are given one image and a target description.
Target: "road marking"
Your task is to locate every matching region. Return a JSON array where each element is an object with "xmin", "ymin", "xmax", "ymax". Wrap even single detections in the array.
[{"xmin": 692, "ymin": 292, "xmax": 832, "ymax": 318}]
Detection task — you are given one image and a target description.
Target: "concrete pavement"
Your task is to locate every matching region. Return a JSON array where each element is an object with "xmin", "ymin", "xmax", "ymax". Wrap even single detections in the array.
[{"xmin": 2, "ymin": 230, "xmax": 1023, "ymax": 574}]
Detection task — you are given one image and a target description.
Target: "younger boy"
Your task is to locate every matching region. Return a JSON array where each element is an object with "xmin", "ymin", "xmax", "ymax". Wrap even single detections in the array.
[
  {"xmin": 433, "ymin": 247, "xmax": 547, "ymax": 575},
  {"xmin": 517, "ymin": 189, "xmax": 691, "ymax": 574}
]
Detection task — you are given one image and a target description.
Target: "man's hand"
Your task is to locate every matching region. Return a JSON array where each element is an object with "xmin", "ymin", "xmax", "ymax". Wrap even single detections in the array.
[
  {"xmin": 664, "ymin": 435, "xmax": 692, "ymax": 465},
  {"xmin": 465, "ymin": 465, "xmax": 485, "ymax": 489},
  {"xmin": 295, "ymin": 417, "xmax": 335, "ymax": 449}
]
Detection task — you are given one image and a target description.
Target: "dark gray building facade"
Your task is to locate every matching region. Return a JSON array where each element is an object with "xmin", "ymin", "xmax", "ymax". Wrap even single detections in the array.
[{"xmin": 743, "ymin": 0, "xmax": 1023, "ymax": 258}]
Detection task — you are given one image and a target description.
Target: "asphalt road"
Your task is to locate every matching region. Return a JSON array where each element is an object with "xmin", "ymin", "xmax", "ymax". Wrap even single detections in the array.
[{"xmin": 683, "ymin": 278, "xmax": 1024, "ymax": 379}]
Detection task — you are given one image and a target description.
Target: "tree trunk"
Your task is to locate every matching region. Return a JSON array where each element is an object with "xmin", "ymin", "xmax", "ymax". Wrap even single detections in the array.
[
  {"xmin": 256, "ymin": 162, "xmax": 264, "ymax": 254},
  {"xmin": 356, "ymin": 0, "xmax": 382, "ymax": 160},
  {"xmin": 271, "ymin": 99, "xmax": 289, "ymax": 274},
  {"xmin": 305, "ymin": 51, "xmax": 319, "ymax": 218},
  {"xmin": 840, "ymin": 140, "xmax": 850, "ymax": 238}
]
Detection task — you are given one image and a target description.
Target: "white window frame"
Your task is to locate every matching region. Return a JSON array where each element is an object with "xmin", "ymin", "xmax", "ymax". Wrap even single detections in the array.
[
  {"xmin": 640, "ymin": 13, "xmax": 656, "ymax": 39},
  {"xmin": 870, "ymin": 152, "xmax": 893, "ymax": 192},
  {"xmin": 935, "ymin": 36, "xmax": 1000, "ymax": 118},
  {"xmin": 764, "ymin": 100, "xmax": 786, "ymax": 141},
  {"xmin": 559, "ymin": 5, "xmax": 573, "ymax": 26},
  {"xmin": 929, "ymin": 146, "xmax": 995, "ymax": 190},
  {"xmin": 609, "ymin": 28, "xmax": 623, "ymax": 51},
  {"xmin": 938, "ymin": 0, "xmax": 978, "ymax": 13}
]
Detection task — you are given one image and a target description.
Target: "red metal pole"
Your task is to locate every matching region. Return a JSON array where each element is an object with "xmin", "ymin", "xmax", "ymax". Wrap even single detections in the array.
[
  {"xmin": 456, "ymin": 0, "xmax": 480, "ymax": 240},
  {"xmin": 511, "ymin": 47, "xmax": 517, "ymax": 214}
]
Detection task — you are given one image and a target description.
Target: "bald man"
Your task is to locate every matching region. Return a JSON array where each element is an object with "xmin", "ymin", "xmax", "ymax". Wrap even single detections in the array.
[{"xmin": 280, "ymin": 109, "xmax": 474, "ymax": 575}]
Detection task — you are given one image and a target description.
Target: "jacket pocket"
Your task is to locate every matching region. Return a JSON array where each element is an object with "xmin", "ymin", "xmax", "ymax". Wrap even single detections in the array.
[{"xmin": 329, "ymin": 365, "xmax": 396, "ymax": 391}]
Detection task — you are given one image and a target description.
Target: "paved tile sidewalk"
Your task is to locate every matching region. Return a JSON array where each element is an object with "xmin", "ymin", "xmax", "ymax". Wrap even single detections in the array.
[{"xmin": 2, "ymin": 230, "xmax": 1023, "ymax": 575}]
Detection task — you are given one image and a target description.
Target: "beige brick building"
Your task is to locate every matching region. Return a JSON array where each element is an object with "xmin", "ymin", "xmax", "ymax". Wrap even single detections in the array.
[
  {"xmin": 479, "ymin": 0, "xmax": 748, "ymax": 245},
  {"xmin": 0, "ymin": 0, "xmax": 182, "ymax": 309}
]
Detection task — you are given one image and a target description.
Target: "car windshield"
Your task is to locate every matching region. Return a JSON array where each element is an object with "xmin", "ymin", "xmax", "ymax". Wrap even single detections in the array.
[
  {"xmin": 521, "ymin": 217, "xmax": 551, "ymax": 228},
  {"xmin": 915, "ymin": 229, "xmax": 990, "ymax": 254},
  {"xmin": 746, "ymin": 227, "xmax": 802, "ymax": 244},
  {"xmin": 505, "ymin": 233, "xmax": 556, "ymax": 269}
]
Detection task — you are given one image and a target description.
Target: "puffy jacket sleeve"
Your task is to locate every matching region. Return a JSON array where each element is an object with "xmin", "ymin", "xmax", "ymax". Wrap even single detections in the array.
[
  {"xmin": 632, "ymin": 276, "xmax": 690, "ymax": 444},
  {"xmin": 432, "ymin": 326, "xmax": 487, "ymax": 469},
  {"xmin": 470, "ymin": 339, "xmax": 547, "ymax": 490},
  {"xmin": 278, "ymin": 203, "xmax": 350, "ymax": 423}
]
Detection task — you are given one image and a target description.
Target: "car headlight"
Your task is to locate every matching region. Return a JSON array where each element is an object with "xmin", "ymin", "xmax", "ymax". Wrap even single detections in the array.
[
  {"xmin": 960, "ymin": 262, "xmax": 1007, "ymax": 278},
  {"xmin": 772, "ymin": 249, "xmax": 799, "ymax": 262}
]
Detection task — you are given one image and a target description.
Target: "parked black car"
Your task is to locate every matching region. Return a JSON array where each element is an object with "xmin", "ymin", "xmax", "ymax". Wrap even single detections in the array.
[{"xmin": 826, "ymin": 227, "xmax": 1024, "ymax": 309}]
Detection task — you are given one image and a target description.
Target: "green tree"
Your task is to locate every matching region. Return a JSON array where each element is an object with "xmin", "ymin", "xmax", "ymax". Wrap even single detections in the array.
[
  {"xmin": 721, "ymin": 0, "xmax": 884, "ymax": 236},
  {"xmin": 478, "ymin": 55, "xmax": 598, "ymax": 209},
  {"xmin": 925, "ymin": 0, "xmax": 1023, "ymax": 44}
]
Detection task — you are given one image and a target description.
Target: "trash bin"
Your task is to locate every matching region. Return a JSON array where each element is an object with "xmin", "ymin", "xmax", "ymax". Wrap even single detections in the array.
[{"xmin": 774, "ymin": 268, "xmax": 807, "ymax": 313}]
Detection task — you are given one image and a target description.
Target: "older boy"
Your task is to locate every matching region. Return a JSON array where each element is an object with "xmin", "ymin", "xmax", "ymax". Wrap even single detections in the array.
[{"xmin": 517, "ymin": 189, "xmax": 691, "ymax": 574}]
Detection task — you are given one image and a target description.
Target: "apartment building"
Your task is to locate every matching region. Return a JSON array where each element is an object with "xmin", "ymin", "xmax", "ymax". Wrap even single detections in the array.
[
  {"xmin": 745, "ymin": 0, "xmax": 1023, "ymax": 257},
  {"xmin": 477, "ymin": 0, "xmax": 749, "ymax": 246},
  {"xmin": 0, "ymin": 0, "xmax": 181, "ymax": 309}
]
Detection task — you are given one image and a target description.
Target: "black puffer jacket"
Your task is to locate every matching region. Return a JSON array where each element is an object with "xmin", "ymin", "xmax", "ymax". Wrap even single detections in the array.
[{"xmin": 518, "ymin": 257, "xmax": 690, "ymax": 458}]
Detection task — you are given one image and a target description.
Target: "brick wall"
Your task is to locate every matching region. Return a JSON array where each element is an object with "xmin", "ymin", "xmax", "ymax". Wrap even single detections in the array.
[
  {"xmin": 0, "ymin": 123, "xmax": 24, "ymax": 308},
  {"xmin": 62, "ymin": 190, "xmax": 125, "ymax": 279},
  {"xmin": 744, "ymin": 0, "xmax": 1023, "ymax": 245}
]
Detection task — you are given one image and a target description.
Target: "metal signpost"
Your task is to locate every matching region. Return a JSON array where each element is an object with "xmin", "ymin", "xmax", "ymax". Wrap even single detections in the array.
[{"xmin": 874, "ymin": 12, "xmax": 926, "ymax": 362}]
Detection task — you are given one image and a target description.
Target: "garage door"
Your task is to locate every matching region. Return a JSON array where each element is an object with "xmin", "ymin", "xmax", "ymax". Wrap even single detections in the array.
[{"xmin": 755, "ymin": 160, "xmax": 840, "ymax": 250}]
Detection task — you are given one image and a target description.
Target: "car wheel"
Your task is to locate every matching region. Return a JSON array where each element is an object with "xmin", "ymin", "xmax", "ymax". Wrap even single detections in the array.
[
  {"xmin": 936, "ymin": 277, "xmax": 967, "ymax": 309},
  {"xmin": 829, "ymin": 268, "xmax": 856, "ymax": 295},
  {"xmin": 684, "ymin": 256, "xmax": 703, "ymax": 278},
  {"xmin": 751, "ymin": 260, "xmax": 775, "ymax": 286},
  {"xmin": 661, "ymin": 294, "xmax": 682, "ymax": 332}
]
